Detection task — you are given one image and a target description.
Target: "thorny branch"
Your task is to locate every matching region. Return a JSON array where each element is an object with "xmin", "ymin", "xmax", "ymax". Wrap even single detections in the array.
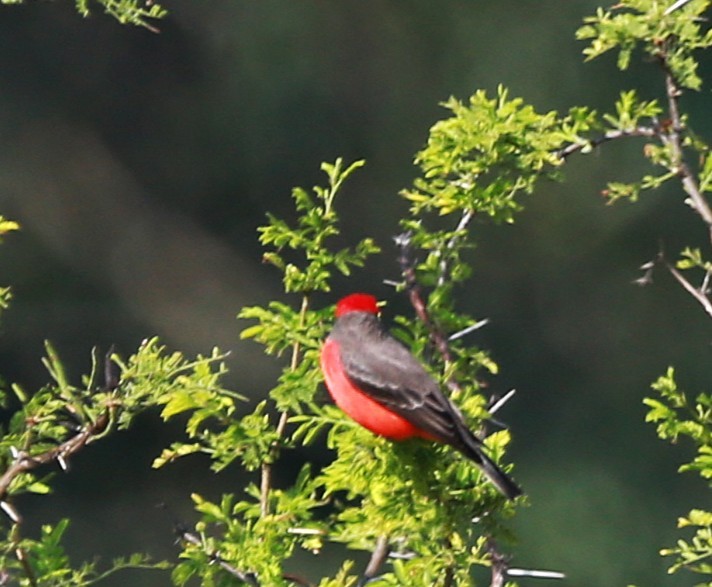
[
  {"xmin": 0, "ymin": 348, "xmax": 120, "ymax": 509},
  {"xmin": 487, "ymin": 538, "xmax": 508, "ymax": 587},
  {"xmin": 658, "ymin": 62, "xmax": 712, "ymax": 243},
  {"xmin": 260, "ymin": 295, "xmax": 310, "ymax": 517},
  {"xmin": 394, "ymin": 230, "xmax": 514, "ymax": 587},
  {"xmin": 0, "ymin": 349, "xmax": 120, "ymax": 585},
  {"xmin": 394, "ymin": 232, "xmax": 457, "ymax": 377},
  {"xmin": 0, "ymin": 413, "xmax": 109, "ymax": 509},
  {"xmin": 638, "ymin": 40, "xmax": 712, "ymax": 317},
  {"xmin": 438, "ymin": 209, "xmax": 475, "ymax": 287},
  {"xmin": 654, "ymin": 251, "xmax": 712, "ymax": 318}
]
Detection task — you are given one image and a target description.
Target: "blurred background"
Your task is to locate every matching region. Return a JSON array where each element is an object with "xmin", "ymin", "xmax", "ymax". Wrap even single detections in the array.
[{"xmin": 0, "ymin": 1, "xmax": 710, "ymax": 585}]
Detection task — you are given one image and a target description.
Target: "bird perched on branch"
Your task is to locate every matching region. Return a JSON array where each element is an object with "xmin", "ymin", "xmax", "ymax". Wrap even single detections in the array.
[{"xmin": 320, "ymin": 293, "xmax": 522, "ymax": 499}]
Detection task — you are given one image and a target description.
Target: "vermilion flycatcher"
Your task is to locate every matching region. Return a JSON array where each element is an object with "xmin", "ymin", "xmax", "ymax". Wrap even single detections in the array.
[{"xmin": 320, "ymin": 293, "xmax": 522, "ymax": 499}]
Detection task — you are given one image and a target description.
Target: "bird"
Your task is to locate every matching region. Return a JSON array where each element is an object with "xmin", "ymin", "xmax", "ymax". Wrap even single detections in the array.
[{"xmin": 320, "ymin": 292, "xmax": 522, "ymax": 500}]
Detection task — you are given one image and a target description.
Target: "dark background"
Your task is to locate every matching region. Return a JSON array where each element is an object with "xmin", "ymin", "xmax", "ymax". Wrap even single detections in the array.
[{"xmin": 0, "ymin": 1, "xmax": 710, "ymax": 585}]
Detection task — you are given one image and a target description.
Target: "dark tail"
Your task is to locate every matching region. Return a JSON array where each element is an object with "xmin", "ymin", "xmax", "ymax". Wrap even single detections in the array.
[
  {"xmin": 474, "ymin": 448, "xmax": 522, "ymax": 500},
  {"xmin": 455, "ymin": 429, "xmax": 523, "ymax": 500}
]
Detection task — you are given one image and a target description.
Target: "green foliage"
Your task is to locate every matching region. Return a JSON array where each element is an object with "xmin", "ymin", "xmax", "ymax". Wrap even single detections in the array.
[
  {"xmin": 257, "ymin": 159, "xmax": 379, "ymax": 294},
  {"xmin": 2, "ymin": 0, "xmax": 712, "ymax": 584},
  {"xmin": 0, "ymin": 216, "xmax": 18, "ymax": 321},
  {"xmin": 76, "ymin": 0, "xmax": 167, "ymax": 30},
  {"xmin": 173, "ymin": 473, "xmax": 323, "ymax": 587},
  {"xmin": 1, "ymin": 0, "xmax": 167, "ymax": 30},
  {"xmin": 403, "ymin": 86, "xmax": 591, "ymax": 223},
  {"xmin": 0, "ymin": 338, "xmax": 230, "ymax": 583},
  {"xmin": 156, "ymin": 157, "xmax": 522, "ymax": 586},
  {"xmin": 0, "ymin": 519, "xmax": 169, "ymax": 586},
  {"xmin": 645, "ymin": 369, "xmax": 712, "ymax": 579},
  {"xmin": 577, "ymin": 0, "xmax": 712, "ymax": 89}
]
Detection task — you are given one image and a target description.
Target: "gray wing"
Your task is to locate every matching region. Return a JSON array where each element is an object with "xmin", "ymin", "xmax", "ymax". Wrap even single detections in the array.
[{"xmin": 335, "ymin": 320, "xmax": 466, "ymax": 444}]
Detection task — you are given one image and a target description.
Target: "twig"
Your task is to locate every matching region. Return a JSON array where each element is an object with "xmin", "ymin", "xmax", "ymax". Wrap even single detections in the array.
[
  {"xmin": 658, "ymin": 53, "xmax": 712, "ymax": 242},
  {"xmin": 396, "ymin": 230, "xmax": 517, "ymax": 587},
  {"xmin": 487, "ymin": 537, "xmax": 508, "ymax": 587},
  {"xmin": 0, "ymin": 413, "xmax": 109, "ymax": 502},
  {"xmin": 438, "ymin": 209, "xmax": 475, "ymax": 287},
  {"xmin": 260, "ymin": 295, "xmax": 309, "ymax": 516},
  {"xmin": 394, "ymin": 232, "xmax": 457, "ymax": 374},
  {"xmin": 444, "ymin": 564, "xmax": 455, "ymax": 587},
  {"xmin": 664, "ymin": 257, "xmax": 712, "ymax": 318},
  {"xmin": 15, "ymin": 545, "xmax": 37, "ymax": 587},
  {"xmin": 359, "ymin": 535, "xmax": 389, "ymax": 586},
  {"xmin": 556, "ymin": 126, "xmax": 657, "ymax": 160}
]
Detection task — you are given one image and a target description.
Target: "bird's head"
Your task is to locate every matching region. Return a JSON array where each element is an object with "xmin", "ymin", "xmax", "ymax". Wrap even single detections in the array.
[{"xmin": 335, "ymin": 293, "xmax": 380, "ymax": 318}]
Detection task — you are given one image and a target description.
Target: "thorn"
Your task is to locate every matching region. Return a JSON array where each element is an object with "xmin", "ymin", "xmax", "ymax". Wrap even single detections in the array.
[
  {"xmin": 0, "ymin": 501, "xmax": 21, "ymax": 523},
  {"xmin": 633, "ymin": 258, "xmax": 656, "ymax": 286},
  {"xmin": 287, "ymin": 527, "xmax": 325, "ymax": 536},
  {"xmin": 664, "ymin": 0, "xmax": 693, "ymax": 15},
  {"xmin": 632, "ymin": 275, "xmax": 653, "ymax": 286},
  {"xmin": 489, "ymin": 389, "xmax": 516, "ymax": 415},
  {"xmin": 392, "ymin": 232, "xmax": 412, "ymax": 248},
  {"xmin": 508, "ymin": 568, "xmax": 566, "ymax": 580},
  {"xmin": 388, "ymin": 550, "xmax": 416, "ymax": 560},
  {"xmin": 448, "ymin": 319, "xmax": 490, "ymax": 341},
  {"xmin": 56, "ymin": 454, "xmax": 69, "ymax": 472}
]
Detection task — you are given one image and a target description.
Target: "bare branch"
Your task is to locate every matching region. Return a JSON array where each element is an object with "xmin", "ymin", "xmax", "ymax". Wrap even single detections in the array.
[
  {"xmin": 15, "ymin": 546, "xmax": 37, "ymax": 587},
  {"xmin": 556, "ymin": 126, "xmax": 657, "ymax": 160},
  {"xmin": 487, "ymin": 537, "xmax": 508, "ymax": 587},
  {"xmin": 0, "ymin": 412, "xmax": 109, "ymax": 503},
  {"xmin": 665, "ymin": 259, "xmax": 712, "ymax": 318},
  {"xmin": 394, "ymin": 232, "xmax": 458, "ymax": 376},
  {"xmin": 260, "ymin": 295, "xmax": 309, "ymax": 516},
  {"xmin": 359, "ymin": 535, "xmax": 389, "ymax": 586},
  {"xmin": 659, "ymin": 60, "xmax": 712, "ymax": 242}
]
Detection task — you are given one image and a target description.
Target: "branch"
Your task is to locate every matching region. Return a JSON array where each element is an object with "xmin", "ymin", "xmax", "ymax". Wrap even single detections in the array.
[
  {"xmin": 664, "ymin": 256, "xmax": 712, "ymax": 318},
  {"xmin": 0, "ymin": 412, "xmax": 109, "ymax": 506},
  {"xmin": 659, "ymin": 56, "xmax": 712, "ymax": 242},
  {"xmin": 394, "ymin": 231, "xmax": 457, "ymax": 374},
  {"xmin": 395, "ymin": 230, "xmax": 516, "ymax": 586},
  {"xmin": 556, "ymin": 126, "xmax": 657, "ymax": 160},
  {"xmin": 359, "ymin": 535, "xmax": 389, "ymax": 586},
  {"xmin": 0, "ymin": 421, "xmax": 109, "ymax": 586},
  {"xmin": 438, "ymin": 209, "xmax": 475, "ymax": 287},
  {"xmin": 487, "ymin": 537, "xmax": 508, "ymax": 587},
  {"xmin": 260, "ymin": 295, "xmax": 309, "ymax": 516}
]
